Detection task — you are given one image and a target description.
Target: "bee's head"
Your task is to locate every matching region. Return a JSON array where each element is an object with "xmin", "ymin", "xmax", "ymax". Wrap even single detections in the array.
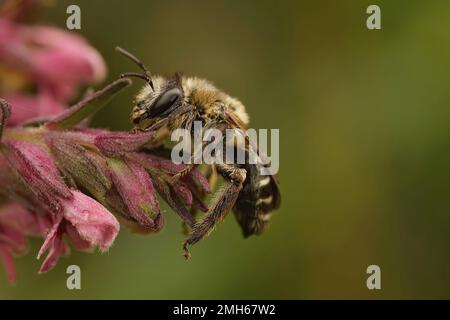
[
  {"xmin": 115, "ymin": 46, "xmax": 184, "ymax": 130},
  {"xmin": 131, "ymin": 75, "xmax": 184, "ymax": 129}
]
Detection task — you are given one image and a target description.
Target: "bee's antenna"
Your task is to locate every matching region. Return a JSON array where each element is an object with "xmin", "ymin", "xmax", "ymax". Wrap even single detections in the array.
[{"xmin": 115, "ymin": 46, "xmax": 154, "ymax": 90}]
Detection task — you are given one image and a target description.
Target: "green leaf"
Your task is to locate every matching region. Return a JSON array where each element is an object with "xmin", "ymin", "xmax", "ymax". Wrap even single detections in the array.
[{"xmin": 46, "ymin": 78, "xmax": 132, "ymax": 130}]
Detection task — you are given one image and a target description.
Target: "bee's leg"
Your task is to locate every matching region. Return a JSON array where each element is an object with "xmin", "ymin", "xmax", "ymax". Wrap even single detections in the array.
[
  {"xmin": 0, "ymin": 98, "xmax": 11, "ymax": 141},
  {"xmin": 169, "ymin": 164, "xmax": 195, "ymax": 185},
  {"xmin": 183, "ymin": 164, "xmax": 246, "ymax": 258},
  {"xmin": 169, "ymin": 137, "xmax": 207, "ymax": 185}
]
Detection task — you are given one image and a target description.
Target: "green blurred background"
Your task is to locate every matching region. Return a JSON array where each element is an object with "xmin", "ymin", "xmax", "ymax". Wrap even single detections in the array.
[{"xmin": 2, "ymin": 0, "xmax": 450, "ymax": 299}]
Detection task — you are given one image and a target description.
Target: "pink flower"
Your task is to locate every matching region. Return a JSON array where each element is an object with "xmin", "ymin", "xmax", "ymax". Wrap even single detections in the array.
[
  {"xmin": 3, "ymin": 91, "xmax": 67, "ymax": 126},
  {"xmin": 0, "ymin": 2, "xmax": 211, "ymax": 283},
  {"xmin": 0, "ymin": 133, "xmax": 120, "ymax": 274},
  {"xmin": 37, "ymin": 191, "xmax": 120, "ymax": 274},
  {"xmin": 0, "ymin": 89, "xmax": 210, "ymax": 279},
  {"xmin": 0, "ymin": 15, "xmax": 106, "ymax": 125},
  {"xmin": 60, "ymin": 191, "xmax": 119, "ymax": 251},
  {"xmin": 2, "ymin": 139, "xmax": 73, "ymax": 213},
  {"xmin": 107, "ymin": 157, "xmax": 163, "ymax": 231},
  {"xmin": 0, "ymin": 202, "xmax": 48, "ymax": 283},
  {"xmin": 0, "ymin": 19, "xmax": 106, "ymax": 100},
  {"xmin": 27, "ymin": 26, "xmax": 106, "ymax": 100}
]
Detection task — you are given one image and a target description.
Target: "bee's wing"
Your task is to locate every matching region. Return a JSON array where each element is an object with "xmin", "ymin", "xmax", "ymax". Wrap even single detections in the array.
[
  {"xmin": 226, "ymin": 114, "xmax": 281, "ymax": 237},
  {"xmin": 227, "ymin": 110, "xmax": 280, "ymax": 189}
]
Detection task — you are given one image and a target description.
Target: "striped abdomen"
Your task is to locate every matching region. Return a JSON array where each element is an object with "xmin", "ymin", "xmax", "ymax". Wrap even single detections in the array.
[{"xmin": 233, "ymin": 162, "xmax": 281, "ymax": 237}]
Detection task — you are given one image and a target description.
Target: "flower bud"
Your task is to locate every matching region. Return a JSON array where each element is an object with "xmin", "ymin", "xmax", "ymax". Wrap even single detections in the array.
[
  {"xmin": 2, "ymin": 139, "xmax": 72, "ymax": 213},
  {"xmin": 107, "ymin": 157, "xmax": 163, "ymax": 232}
]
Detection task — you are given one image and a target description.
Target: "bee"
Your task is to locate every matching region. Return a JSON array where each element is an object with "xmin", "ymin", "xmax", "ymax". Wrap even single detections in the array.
[{"xmin": 116, "ymin": 47, "xmax": 281, "ymax": 256}]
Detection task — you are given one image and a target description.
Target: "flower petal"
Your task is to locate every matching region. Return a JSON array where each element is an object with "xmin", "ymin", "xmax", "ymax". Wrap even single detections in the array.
[
  {"xmin": 60, "ymin": 191, "xmax": 119, "ymax": 251},
  {"xmin": 65, "ymin": 223, "xmax": 94, "ymax": 252},
  {"xmin": 2, "ymin": 140, "xmax": 72, "ymax": 213},
  {"xmin": 0, "ymin": 202, "xmax": 42, "ymax": 236},
  {"xmin": 46, "ymin": 134, "xmax": 112, "ymax": 201},
  {"xmin": 0, "ymin": 227, "xmax": 27, "ymax": 256},
  {"xmin": 0, "ymin": 244, "xmax": 16, "ymax": 284},
  {"xmin": 107, "ymin": 158, "xmax": 162, "ymax": 231},
  {"xmin": 0, "ymin": 20, "xmax": 107, "ymax": 102},
  {"xmin": 4, "ymin": 92, "xmax": 66, "ymax": 126},
  {"xmin": 141, "ymin": 154, "xmax": 211, "ymax": 193},
  {"xmin": 38, "ymin": 228, "xmax": 68, "ymax": 274},
  {"xmin": 37, "ymin": 214, "xmax": 62, "ymax": 260},
  {"xmin": 174, "ymin": 184, "xmax": 193, "ymax": 206},
  {"xmin": 95, "ymin": 130, "xmax": 156, "ymax": 157},
  {"xmin": 26, "ymin": 26, "xmax": 107, "ymax": 82}
]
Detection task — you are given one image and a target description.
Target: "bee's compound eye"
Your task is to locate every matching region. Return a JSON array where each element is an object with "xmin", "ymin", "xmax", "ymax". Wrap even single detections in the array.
[{"xmin": 150, "ymin": 87, "xmax": 181, "ymax": 117}]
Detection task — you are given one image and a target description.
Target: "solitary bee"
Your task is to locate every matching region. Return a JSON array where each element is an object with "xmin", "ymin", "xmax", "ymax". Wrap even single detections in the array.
[{"xmin": 116, "ymin": 47, "xmax": 280, "ymax": 256}]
